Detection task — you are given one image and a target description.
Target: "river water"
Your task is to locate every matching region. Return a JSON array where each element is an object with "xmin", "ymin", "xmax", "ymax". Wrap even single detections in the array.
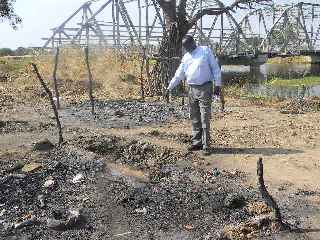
[{"xmin": 222, "ymin": 63, "xmax": 320, "ymax": 98}]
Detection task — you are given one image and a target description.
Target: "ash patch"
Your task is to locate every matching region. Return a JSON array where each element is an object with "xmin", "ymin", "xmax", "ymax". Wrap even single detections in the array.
[
  {"xmin": 0, "ymin": 147, "xmax": 104, "ymax": 239},
  {"xmin": 0, "ymin": 135, "xmax": 294, "ymax": 239},
  {"xmin": 0, "ymin": 120, "xmax": 54, "ymax": 135},
  {"xmin": 0, "ymin": 120, "xmax": 35, "ymax": 134},
  {"xmin": 73, "ymin": 135, "xmax": 281, "ymax": 238},
  {"xmin": 73, "ymin": 135, "xmax": 195, "ymax": 181},
  {"xmin": 64, "ymin": 100, "xmax": 189, "ymax": 128}
]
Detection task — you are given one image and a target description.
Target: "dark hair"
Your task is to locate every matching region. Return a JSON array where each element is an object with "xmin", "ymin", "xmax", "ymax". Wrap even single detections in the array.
[{"xmin": 182, "ymin": 35, "xmax": 195, "ymax": 44}]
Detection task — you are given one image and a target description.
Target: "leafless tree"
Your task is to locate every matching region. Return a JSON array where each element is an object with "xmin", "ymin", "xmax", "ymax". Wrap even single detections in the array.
[
  {"xmin": 157, "ymin": 0, "xmax": 271, "ymax": 55},
  {"xmin": 147, "ymin": 0, "xmax": 271, "ymax": 97}
]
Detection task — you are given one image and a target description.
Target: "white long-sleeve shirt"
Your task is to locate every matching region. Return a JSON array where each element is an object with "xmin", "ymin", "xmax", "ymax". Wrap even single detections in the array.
[{"xmin": 167, "ymin": 46, "xmax": 221, "ymax": 90}]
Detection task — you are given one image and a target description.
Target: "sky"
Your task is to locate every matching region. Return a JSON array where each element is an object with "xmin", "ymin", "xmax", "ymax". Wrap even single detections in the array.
[{"xmin": 0, "ymin": 0, "xmax": 318, "ymax": 49}]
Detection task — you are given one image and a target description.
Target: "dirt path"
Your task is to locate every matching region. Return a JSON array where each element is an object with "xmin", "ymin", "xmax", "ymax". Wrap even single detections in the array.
[{"xmin": 1, "ymin": 99, "xmax": 320, "ymax": 239}]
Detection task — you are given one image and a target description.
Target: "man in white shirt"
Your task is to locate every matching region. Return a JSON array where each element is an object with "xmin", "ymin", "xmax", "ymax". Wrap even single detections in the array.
[{"xmin": 167, "ymin": 35, "xmax": 221, "ymax": 155}]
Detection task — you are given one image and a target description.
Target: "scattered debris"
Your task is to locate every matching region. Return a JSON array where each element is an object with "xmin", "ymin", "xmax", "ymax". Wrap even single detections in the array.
[
  {"xmin": 47, "ymin": 209, "xmax": 85, "ymax": 231},
  {"xmin": 280, "ymin": 97, "xmax": 320, "ymax": 114},
  {"xmin": 21, "ymin": 163, "xmax": 42, "ymax": 173},
  {"xmin": 113, "ymin": 232, "xmax": 133, "ymax": 237},
  {"xmin": 37, "ymin": 195, "xmax": 45, "ymax": 208},
  {"xmin": 184, "ymin": 224, "xmax": 194, "ymax": 231},
  {"xmin": 135, "ymin": 207, "xmax": 147, "ymax": 214},
  {"xmin": 224, "ymin": 193, "xmax": 246, "ymax": 209},
  {"xmin": 43, "ymin": 179, "xmax": 55, "ymax": 188},
  {"xmin": 33, "ymin": 139, "xmax": 55, "ymax": 151},
  {"xmin": 14, "ymin": 213, "xmax": 37, "ymax": 229},
  {"xmin": 0, "ymin": 209, "xmax": 6, "ymax": 217},
  {"xmin": 6, "ymin": 161, "xmax": 25, "ymax": 173},
  {"xmin": 247, "ymin": 201, "xmax": 272, "ymax": 215},
  {"xmin": 72, "ymin": 173, "xmax": 84, "ymax": 184}
]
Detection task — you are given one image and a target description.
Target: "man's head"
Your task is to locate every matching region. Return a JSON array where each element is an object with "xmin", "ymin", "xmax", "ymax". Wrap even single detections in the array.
[{"xmin": 182, "ymin": 35, "xmax": 197, "ymax": 53}]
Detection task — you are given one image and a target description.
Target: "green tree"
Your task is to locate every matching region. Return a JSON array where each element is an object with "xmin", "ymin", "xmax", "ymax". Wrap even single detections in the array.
[
  {"xmin": 0, "ymin": 48, "xmax": 14, "ymax": 56},
  {"xmin": 0, "ymin": 0, "xmax": 21, "ymax": 28}
]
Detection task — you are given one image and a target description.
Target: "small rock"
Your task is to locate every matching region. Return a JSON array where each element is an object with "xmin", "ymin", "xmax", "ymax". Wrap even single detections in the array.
[
  {"xmin": 114, "ymin": 110, "xmax": 125, "ymax": 117},
  {"xmin": 33, "ymin": 139, "xmax": 54, "ymax": 151},
  {"xmin": 47, "ymin": 209, "xmax": 85, "ymax": 231},
  {"xmin": 22, "ymin": 163, "xmax": 42, "ymax": 173},
  {"xmin": 224, "ymin": 193, "xmax": 246, "ymax": 209},
  {"xmin": 7, "ymin": 161, "xmax": 25, "ymax": 173},
  {"xmin": 14, "ymin": 214, "xmax": 36, "ymax": 229},
  {"xmin": 184, "ymin": 224, "xmax": 194, "ymax": 231},
  {"xmin": 0, "ymin": 209, "xmax": 6, "ymax": 217},
  {"xmin": 72, "ymin": 173, "xmax": 84, "ymax": 184},
  {"xmin": 43, "ymin": 179, "xmax": 55, "ymax": 188},
  {"xmin": 212, "ymin": 168, "xmax": 221, "ymax": 177},
  {"xmin": 135, "ymin": 207, "xmax": 147, "ymax": 214},
  {"xmin": 37, "ymin": 195, "xmax": 45, "ymax": 208}
]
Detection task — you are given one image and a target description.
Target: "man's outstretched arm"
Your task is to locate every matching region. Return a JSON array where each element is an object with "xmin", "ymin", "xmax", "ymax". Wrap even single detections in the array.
[
  {"xmin": 167, "ymin": 63, "xmax": 185, "ymax": 91},
  {"xmin": 207, "ymin": 48, "xmax": 221, "ymax": 86}
]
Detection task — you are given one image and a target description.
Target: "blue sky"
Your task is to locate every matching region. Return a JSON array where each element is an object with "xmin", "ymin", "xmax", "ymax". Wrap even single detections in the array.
[{"xmin": 0, "ymin": 0, "xmax": 317, "ymax": 49}]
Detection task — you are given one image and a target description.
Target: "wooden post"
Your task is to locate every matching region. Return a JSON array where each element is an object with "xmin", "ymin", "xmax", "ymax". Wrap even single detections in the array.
[
  {"xmin": 84, "ymin": 47, "xmax": 95, "ymax": 115},
  {"xmin": 31, "ymin": 63, "xmax": 63, "ymax": 144},
  {"xmin": 53, "ymin": 47, "xmax": 61, "ymax": 109}
]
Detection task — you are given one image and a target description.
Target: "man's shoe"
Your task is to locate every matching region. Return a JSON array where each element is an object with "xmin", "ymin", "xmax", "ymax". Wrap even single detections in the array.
[
  {"xmin": 202, "ymin": 147, "xmax": 211, "ymax": 156},
  {"xmin": 187, "ymin": 145, "xmax": 202, "ymax": 152}
]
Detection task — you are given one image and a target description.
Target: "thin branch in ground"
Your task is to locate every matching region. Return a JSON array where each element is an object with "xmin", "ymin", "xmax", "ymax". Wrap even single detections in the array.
[
  {"xmin": 257, "ymin": 157, "xmax": 286, "ymax": 229},
  {"xmin": 31, "ymin": 63, "xmax": 64, "ymax": 144},
  {"xmin": 53, "ymin": 47, "xmax": 61, "ymax": 109},
  {"xmin": 84, "ymin": 47, "xmax": 95, "ymax": 115}
]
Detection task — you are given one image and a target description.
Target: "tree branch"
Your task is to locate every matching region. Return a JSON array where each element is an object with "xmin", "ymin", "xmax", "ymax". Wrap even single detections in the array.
[
  {"xmin": 188, "ymin": 0, "xmax": 272, "ymax": 29},
  {"xmin": 31, "ymin": 63, "xmax": 64, "ymax": 144},
  {"xmin": 156, "ymin": 0, "xmax": 177, "ymax": 21}
]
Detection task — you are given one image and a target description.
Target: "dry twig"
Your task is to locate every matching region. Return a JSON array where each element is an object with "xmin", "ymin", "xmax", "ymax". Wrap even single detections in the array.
[
  {"xmin": 31, "ymin": 63, "xmax": 64, "ymax": 144},
  {"xmin": 257, "ymin": 157, "xmax": 285, "ymax": 229}
]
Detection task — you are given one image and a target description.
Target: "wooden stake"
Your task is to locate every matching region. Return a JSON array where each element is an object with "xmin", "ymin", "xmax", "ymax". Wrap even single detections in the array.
[
  {"xmin": 53, "ymin": 47, "xmax": 61, "ymax": 109},
  {"xmin": 84, "ymin": 47, "xmax": 95, "ymax": 115},
  {"xmin": 31, "ymin": 63, "xmax": 63, "ymax": 144}
]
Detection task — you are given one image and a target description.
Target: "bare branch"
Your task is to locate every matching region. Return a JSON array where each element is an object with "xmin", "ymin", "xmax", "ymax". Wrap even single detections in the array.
[
  {"xmin": 156, "ymin": 0, "xmax": 177, "ymax": 21},
  {"xmin": 188, "ymin": 0, "xmax": 272, "ymax": 29},
  {"xmin": 31, "ymin": 63, "xmax": 64, "ymax": 145}
]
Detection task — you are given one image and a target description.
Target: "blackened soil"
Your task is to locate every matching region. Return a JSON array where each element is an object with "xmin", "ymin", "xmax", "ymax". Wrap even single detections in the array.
[
  {"xmin": 0, "ymin": 134, "xmax": 287, "ymax": 240},
  {"xmin": 62, "ymin": 100, "xmax": 189, "ymax": 128}
]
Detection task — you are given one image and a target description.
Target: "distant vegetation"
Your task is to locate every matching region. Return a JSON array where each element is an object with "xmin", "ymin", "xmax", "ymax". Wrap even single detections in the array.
[
  {"xmin": 267, "ymin": 56, "xmax": 312, "ymax": 64},
  {"xmin": 0, "ymin": 47, "xmax": 34, "ymax": 57},
  {"xmin": 267, "ymin": 76, "xmax": 320, "ymax": 87}
]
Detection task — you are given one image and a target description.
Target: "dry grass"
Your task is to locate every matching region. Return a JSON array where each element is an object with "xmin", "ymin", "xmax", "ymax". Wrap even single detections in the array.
[{"xmin": 0, "ymin": 47, "xmax": 143, "ymax": 106}]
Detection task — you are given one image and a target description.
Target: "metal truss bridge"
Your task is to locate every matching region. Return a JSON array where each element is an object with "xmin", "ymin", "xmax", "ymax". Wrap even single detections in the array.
[{"xmin": 43, "ymin": 0, "xmax": 320, "ymax": 58}]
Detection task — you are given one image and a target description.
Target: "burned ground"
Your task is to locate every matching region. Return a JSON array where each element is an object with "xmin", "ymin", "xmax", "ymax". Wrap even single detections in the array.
[
  {"xmin": 0, "ymin": 98, "xmax": 319, "ymax": 240},
  {"xmin": 0, "ymin": 133, "xmax": 292, "ymax": 240}
]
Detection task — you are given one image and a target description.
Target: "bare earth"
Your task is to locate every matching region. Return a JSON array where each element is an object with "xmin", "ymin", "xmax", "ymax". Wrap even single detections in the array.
[{"xmin": 1, "ymin": 97, "xmax": 320, "ymax": 239}]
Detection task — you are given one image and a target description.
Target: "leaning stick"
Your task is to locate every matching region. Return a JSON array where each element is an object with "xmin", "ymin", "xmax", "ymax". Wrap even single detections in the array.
[
  {"xmin": 84, "ymin": 47, "xmax": 95, "ymax": 115},
  {"xmin": 53, "ymin": 47, "xmax": 60, "ymax": 109},
  {"xmin": 139, "ymin": 48, "xmax": 146, "ymax": 100},
  {"xmin": 257, "ymin": 157, "xmax": 284, "ymax": 228},
  {"xmin": 31, "ymin": 63, "xmax": 63, "ymax": 144}
]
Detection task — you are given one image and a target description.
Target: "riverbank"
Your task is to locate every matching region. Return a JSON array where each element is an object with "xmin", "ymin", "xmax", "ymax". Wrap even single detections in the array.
[{"xmin": 267, "ymin": 56, "xmax": 312, "ymax": 64}]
